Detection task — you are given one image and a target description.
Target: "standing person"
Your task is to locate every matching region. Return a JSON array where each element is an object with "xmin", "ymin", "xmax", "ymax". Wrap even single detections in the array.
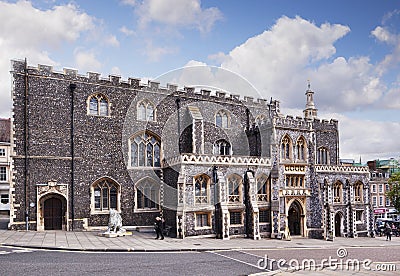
[
  {"xmin": 385, "ymin": 223, "xmax": 392, "ymax": 241},
  {"xmin": 154, "ymin": 216, "xmax": 164, "ymax": 240}
]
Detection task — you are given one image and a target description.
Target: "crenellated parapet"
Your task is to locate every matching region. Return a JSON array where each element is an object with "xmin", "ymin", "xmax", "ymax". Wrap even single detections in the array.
[{"xmin": 11, "ymin": 60, "xmax": 280, "ymax": 110}]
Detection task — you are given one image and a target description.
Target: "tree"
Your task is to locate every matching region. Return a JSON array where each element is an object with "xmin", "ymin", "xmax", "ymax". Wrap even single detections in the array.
[{"xmin": 387, "ymin": 172, "xmax": 400, "ymax": 213}]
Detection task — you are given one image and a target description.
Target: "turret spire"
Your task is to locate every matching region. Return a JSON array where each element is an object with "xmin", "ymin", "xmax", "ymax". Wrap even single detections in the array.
[{"xmin": 303, "ymin": 80, "xmax": 318, "ymax": 119}]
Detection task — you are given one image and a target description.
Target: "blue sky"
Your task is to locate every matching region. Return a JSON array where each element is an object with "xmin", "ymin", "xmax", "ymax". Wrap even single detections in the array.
[{"xmin": 0, "ymin": 0, "xmax": 399, "ymax": 162}]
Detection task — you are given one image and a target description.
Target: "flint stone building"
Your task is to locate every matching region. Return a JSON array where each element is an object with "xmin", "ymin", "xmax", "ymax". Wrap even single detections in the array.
[{"xmin": 10, "ymin": 60, "xmax": 373, "ymax": 239}]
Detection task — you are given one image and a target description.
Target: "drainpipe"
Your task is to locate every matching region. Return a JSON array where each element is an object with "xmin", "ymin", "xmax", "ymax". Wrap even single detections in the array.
[
  {"xmin": 24, "ymin": 58, "xmax": 30, "ymax": 231},
  {"xmin": 176, "ymin": 97, "xmax": 181, "ymax": 152},
  {"xmin": 69, "ymin": 83, "xmax": 77, "ymax": 231}
]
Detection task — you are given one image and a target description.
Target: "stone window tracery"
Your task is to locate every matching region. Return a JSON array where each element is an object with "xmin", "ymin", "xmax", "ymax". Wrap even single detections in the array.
[
  {"xmin": 135, "ymin": 180, "xmax": 159, "ymax": 210},
  {"xmin": 88, "ymin": 93, "xmax": 109, "ymax": 116},
  {"xmin": 333, "ymin": 181, "xmax": 343, "ymax": 203},
  {"xmin": 228, "ymin": 174, "xmax": 242, "ymax": 203},
  {"xmin": 213, "ymin": 139, "xmax": 231, "ymax": 155},
  {"xmin": 317, "ymin": 147, "xmax": 329, "ymax": 165},
  {"xmin": 194, "ymin": 174, "xmax": 210, "ymax": 204},
  {"xmin": 130, "ymin": 132, "xmax": 161, "ymax": 167},
  {"xmin": 296, "ymin": 136, "xmax": 307, "ymax": 161},
  {"xmin": 215, "ymin": 110, "xmax": 230, "ymax": 128},
  {"xmin": 281, "ymin": 135, "xmax": 292, "ymax": 161},
  {"xmin": 92, "ymin": 178, "xmax": 119, "ymax": 212},
  {"xmin": 257, "ymin": 175, "xmax": 270, "ymax": 202},
  {"xmin": 354, "ymin": 182, "xmax": 363, "ymax": 203},
  {"xmin": 137, "ymin": 99, "xmax": 155, "ymax": 121}
]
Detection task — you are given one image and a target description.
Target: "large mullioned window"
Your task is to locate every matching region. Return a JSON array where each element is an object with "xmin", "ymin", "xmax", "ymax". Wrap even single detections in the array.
[
  {"xmin": 92, "ymin": 178, "xmax": 119, "ymax": 212},
  {"xmin": 135, "ymin": 179, "xmax": 159, "ymax": 210},
  {"xmin": 317, "ymin": 147, "xmax": 329, "ymax": 165},
  {"xmin": 257, "ymin": 175, "xmax": 270, "ymax": 202},
  {"xmin": 296, "ymin": 136, "xmax": 306, "ymax": 161},
  {"xmin": 130, "ymin": 132, "xmax": 161, "ymax": 167}
]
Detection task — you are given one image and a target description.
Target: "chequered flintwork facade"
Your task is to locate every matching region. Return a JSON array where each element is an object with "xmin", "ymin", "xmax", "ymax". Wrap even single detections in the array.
[{"xmin": 9, "ymin": 60, "xmax": 373, "ymax": 239}]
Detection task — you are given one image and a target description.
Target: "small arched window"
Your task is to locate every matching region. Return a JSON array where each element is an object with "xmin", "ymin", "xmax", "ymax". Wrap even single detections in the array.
[
  {"xmin": 227, "ymin": 174, "xmax": 242, "ymax": 203},
  {"xmin": 213, "ymin": 139, "xmax": 231, "ymax": 155},
  {"xmin": 317, "ymin": 147, "xmax": 329, "ymax": 165},
  {"xmin": 333, "ymin": 181, "xmax": 343, "ymax": 203},
  {"xmin": 91, "ymin": 178, "xmax": 119, "ymax": 213},
  {"xmin": 130, "ymin": 132, "xmax": 161, "ymax": 167},
  {"xmin": 281, "ymin": 134, "xmax": 292, "ymax": 160},
  {"xmin": 215, "ymin": 110, "xmax": 230, "ymax": 128},
  {"xmin": 255, "ymin": 114, "xmax": 267, "ymax": 126},
  {"xmin": 194, "ymin": 174, "xmax": 210, "ymax": 204},
  {"xmin": 296, "ymin": 136, "xmax": 307, "ymax": 161},
  {"xmin": 354, "ymin": 182, "xmax": 363, "ymax": 203},
  {"xmin": 257, "ymin": 175, "xmax": 270, "ymax": 202},
  {"xmin": 137, "ymin": 99, "xmax": 155, "ymax": 121},
  {"xmin": 88, "ymin": 94, "xmax": 109, "ymax": 116}
]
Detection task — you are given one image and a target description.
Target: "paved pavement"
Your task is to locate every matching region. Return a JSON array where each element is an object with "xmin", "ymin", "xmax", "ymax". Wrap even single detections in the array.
[{"xmin": 0, "ymin": 215, "xmax": 399, "ymax": 275}]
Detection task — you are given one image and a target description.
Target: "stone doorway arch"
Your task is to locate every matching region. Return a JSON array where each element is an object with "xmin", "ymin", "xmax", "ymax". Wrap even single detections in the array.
[
  {"xmin": 37, "ymin": 181, "xmax": 69, "ymax": 231},
  {"xmin": 335, "ymin": 212, "xmax": 343, "ymax": 237},
  {"xmin": 288, "ymin": 200, "xmax": 303, "ymax": 236}
]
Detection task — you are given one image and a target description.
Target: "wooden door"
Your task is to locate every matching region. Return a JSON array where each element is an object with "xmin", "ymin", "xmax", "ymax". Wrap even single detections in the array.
[{"xmin": 44, "ymin": 198, "xmax": 63, "ymax": 230}]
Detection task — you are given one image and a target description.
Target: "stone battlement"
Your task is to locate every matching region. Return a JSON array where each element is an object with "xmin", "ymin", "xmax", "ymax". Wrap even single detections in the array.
[{"xmin": 11, "ymin": 60, "xmax": 276, "ymax": 108}]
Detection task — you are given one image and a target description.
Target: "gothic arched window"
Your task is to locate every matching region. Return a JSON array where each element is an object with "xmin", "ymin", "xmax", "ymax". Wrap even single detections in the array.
[
  {"xmin": 135, "ymin": 179, "xmax": 159, "ymax": 210},
  {"xmin": 333, "ymin": 181, "xmax": 343, "ymax": 203},
  {"xmin": 354, "ymin": 182, "xmax": 363, "ymax": 203},
  {"xmin": 281, "ymin": 135, "xmax": 292, "ymax": 160},
  {"xmin": 130, "ymin": 132, "xmax": 161, "ymax": 167},
  {"xmin": 215, "ymin": 110, "xmax": 230, "ymax": 128},
  {"xmin": 296, "ymin": 136, "xmax": 307, "ymax": 161},
  {"xmin": 213, "ymin": 139, "xmax": 231, "ymax": 155},
  {"xmin": 88, "ymin": 94, "xmax": 109, "ymax": 116},
  {"xmin": 317, "ymin": 147, "xmax": 329, "ymax": 165},
  {"xmin": 194, "ymin": 174, "xmax": 210, "ymax": 204},
  {"xmin": 227, "ymin": 174, "xmax": 242, "ymax": 203},
  {"xmin": 137, "ymin": 99, "xmax": 155, "ymax": 121},
  {"xmin": 257, "ymin": 175, "xmax": 270, "ymax": 202},
  {"xmin": 91, "ymin": 178, "xmax": 119, "ymax": 213}
]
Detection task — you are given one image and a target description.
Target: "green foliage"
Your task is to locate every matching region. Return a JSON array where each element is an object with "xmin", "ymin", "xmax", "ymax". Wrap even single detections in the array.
[{"xmin": 387, "ymin": 172, "xmax": 400, "ymax": 212}]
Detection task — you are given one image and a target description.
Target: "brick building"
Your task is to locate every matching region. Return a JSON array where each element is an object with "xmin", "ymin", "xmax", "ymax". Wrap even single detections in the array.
[
  {"xmin": 0, "ymin": 118, "xmax": 11, "ymax": 214},
  {"xmin": 9, "ymin": 60, "xmax": 373, "ymax": 239}
]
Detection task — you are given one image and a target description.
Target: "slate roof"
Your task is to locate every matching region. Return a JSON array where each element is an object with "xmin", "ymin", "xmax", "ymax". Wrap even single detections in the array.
[{"xmin": 0, "ymin": 118, "xmax": 11, "ymax": 142}]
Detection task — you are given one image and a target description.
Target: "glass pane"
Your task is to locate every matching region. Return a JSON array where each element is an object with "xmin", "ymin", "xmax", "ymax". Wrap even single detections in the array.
[
  {"xmin": 102, "ymin": 188, "xmax": 108, "ymax": 210},
  {"xmin": 99, "ymin": 99, "xmax": 108, "ymax": 116},
  {"xmin": 154, "ymin": 144, "xmax": 160, "ymax": 167},
  {"xmin": 222, "ymin": 114, "xmax": 228, "ymax": 128},
  {"xmin": 110, "ymin": 186, "xmax": 117, "ymax": 209},
  {"xmin": 138, "ymin": 143, "xmax": 145, "ymax": 166},
  {"xmin": 216, "ymin": 114, "xmax": 222, "ymax": 127},
  {"xmin": 94, "ymin": 188, "xmax": 101, "ymax": 209},
  {"xmin": 137, "ymin": 190, "xmax": 143, "ymax": 209},
  {"xmin": 147, "ymin": 143, "xmax": 153, "ymax": 166},
  {"xmin": 131, "ymin": 142, "xmax": 138, "ymax": 167},
  {"xmin": 89, "ymin": 98, "xmax": 98, "ymax": 115},
  {"xmin": 147, "ymin": 105, "xmax": 154, "ymax": 121},
  {"xmin": 138, "ymin": 103, "xmax": 146, "ymax": 120}
]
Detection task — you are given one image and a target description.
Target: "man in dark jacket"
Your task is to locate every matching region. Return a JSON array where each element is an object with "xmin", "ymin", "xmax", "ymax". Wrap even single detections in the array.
[{"xmin": 154, "ymin": 216, "xmax": 164, "ymax": 240}]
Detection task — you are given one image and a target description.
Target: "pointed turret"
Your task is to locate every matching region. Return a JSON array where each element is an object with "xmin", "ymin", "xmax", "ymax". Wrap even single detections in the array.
[{"xmin": 303, "ymin": 81, "xmax": 318, "ymax": 119}]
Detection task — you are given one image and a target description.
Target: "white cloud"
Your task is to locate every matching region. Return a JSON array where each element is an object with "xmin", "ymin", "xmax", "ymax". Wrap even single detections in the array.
[
  {"xmin": 328, "ymin": 113, "xmax": 400, "ymax": 161},
  {"xmin": 214, "ymin": 16, "xmax": 388, "ymax": 113},
  {"xmin": 120, "ymin": 26, "xmax": 135, "ymax": 36},
  {"xmin": 74, "ymin": 49, "xmax": 102, "ymax": 72},
  {"xmin": 120, "ymin": 0, "xmax": 136, "ymax": 7},
  {"xmin": 134, "ymin": 0, "xmax": 223, "ymax": 33},
  {"xmin": 144, "ymin": 41, "xmax": 177, "ymax": 62},
  {"xmin": 105, "ymin": 35, "xmax": 120, "ymax": 47},
  {"xmin": 0, "ymin": 1, "xmax": 96, "ymax": 118}
]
